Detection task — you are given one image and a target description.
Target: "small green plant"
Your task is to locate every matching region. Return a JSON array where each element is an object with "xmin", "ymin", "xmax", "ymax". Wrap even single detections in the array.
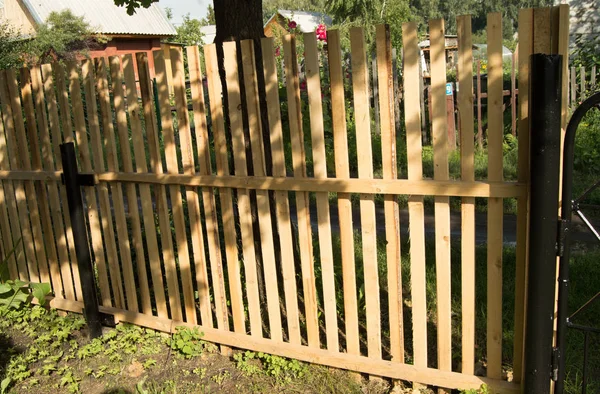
[
  {"xmin": 460, "ymin": 384, "xmax": 490, "ymax": 394},
  {"xmin": 143, "ymin": 358, "xmax": 157, "ymax": 369},
  {"xmin": 211, "ymin": 370, "xmax": 231, "ymax": 385},
  {"xmin": 169, "ymin": 326, "xmax": 209, "ymax": 359}
]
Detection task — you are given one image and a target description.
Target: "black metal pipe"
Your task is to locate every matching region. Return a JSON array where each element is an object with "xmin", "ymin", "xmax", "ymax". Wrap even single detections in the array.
[
  {"xmin": 554, "ymin": 91, "xmax": 600, "ymax": 394},
  {"xmin": 60, "ymin": 142, "xmax": 102, "ymax": 339},
  {"xmin": 523, "ymin": 54, "xmax": 563, "ymax": 394}
]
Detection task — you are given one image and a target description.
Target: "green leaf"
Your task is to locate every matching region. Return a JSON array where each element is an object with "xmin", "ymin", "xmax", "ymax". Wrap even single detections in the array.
[
  {"xmin": 31, "ymin": 282, "xmax": 52, "ymax": 305},
  {"xmin": 0, "ymin": 283, "xmax": 11, "ymax": 294},
  {"xmin": 1, "ymin": 377, "xmax": 10, "ymax": 394}
]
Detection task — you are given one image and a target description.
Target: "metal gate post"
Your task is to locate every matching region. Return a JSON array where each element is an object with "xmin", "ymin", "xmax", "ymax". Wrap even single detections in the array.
[
  {"xmin": 523, "ymin": 54, "xmax": 563, "ymax": 393},
  {"xmin": 60, "ymin": 142, "xmax": 103, "ymax": 339}
]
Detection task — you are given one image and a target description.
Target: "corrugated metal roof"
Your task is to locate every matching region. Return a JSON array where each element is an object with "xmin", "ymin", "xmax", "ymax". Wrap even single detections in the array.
[
  {"xmin": 200, "ymin": 25, "xmax": 216, "ymax": 44},
  {"xmin": 22, "ymin": 0, "xmax": 176, "ymax": 36},
  {"xmin": 271, "ymin": 10, "xmax": 332, "ymax": 33}
]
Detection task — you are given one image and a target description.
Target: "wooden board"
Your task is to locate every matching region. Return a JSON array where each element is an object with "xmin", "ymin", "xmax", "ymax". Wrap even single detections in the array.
[
  {"xmin": 95, "ymin": 58, "xmax": 139, "ymax": 312},
  {"xmin": 513, "ymin": 8, "xmax": 533, "ymax": 383},
  {"xmin": 171, "ymin": 46, "xmax": 212, "ymax": 327},
  {"xmin": 486, "ymin": 12, "xmax": 504, "ymax": 381},
  {"xmin": 240, "ymin": 39, "xmax": 284, "ymax": 342},
  {"xmin": 350, "ymin": 26, "xmax": 381, "ymax": 359},
  {"xmin": 81, "ymin": 59, "xmax": 125, "ymax": 309},
  {"xmin": 107, "ymin": 56, "xmax": 152, "ymax": 315},
  {"xmin": 261, "ymin": 37, "xmax": 301, "ymax": 345},
  {"xmin": 204, "ymin": 43, "xmax": 246, "ymax": 334},
  {"xmin": 187, "ymin": 45, "xmax": 227, "ymax": 331},
  {"xmin": 52, "ymin": 63, "xmax": 82, "ymax": 300},
  {"xmin": 376, "ymin": 24, "xmax": 403, "ymax": 363},
  {"xmin": 304, "ymin": 32, "xmax": 338, "ymax": 351},
  {"xmin": 152, "ymin": 49, "xmax": 196, "ymax": 324},
  {"xmin": 283, "ymin": 34, "xmax": 319, "ymax": 348},
  {"xmin": 457, "ymin": 15, "xmax": 476, "ymax": 376},
  {"xmin": 135, "ymin": 52, "xmax": 182, "ymax": 320},
  {"xmin": 402, "ymin": 20, "xmax": 428, "ymax": 373},
  {"xmin": 327, "ymin": 29, "xmax": 359, "ymax": 356},
  {"xmin": 29, "ymin": 66, "xmax": 66, "ymax": 297},
  {"xmin": 430, "ymin": 18, "xmax": 452, "ymax": 383},
  {"xmin": 121, "ymin": 54, "xmax": 168, "ymax": 319}
]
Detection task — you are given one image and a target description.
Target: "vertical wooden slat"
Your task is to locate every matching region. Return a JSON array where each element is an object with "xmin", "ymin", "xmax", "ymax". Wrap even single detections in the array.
[
  {"xmin": 53, "ymin": 63, "xmax": 81, "ymax": 300},
  {"xmin": 95, "ymin": 58, "xmax": 139, "ymax": 312},
  {"xmin": 108, "ymin": 56, "xmax": 152, "ymax": 315},
  {"xmin": 476, "ymin": 61, "xmax": 483, "ymax": 149},
  {"xmin": 486, "ymin": 12, "xmax": 504, "ymax": 380},
  {"xmin": 121, "ymin": 54, "xmax": 168, "ymax": 319},
  {"xmin": 511, "ymin": 51, "xmax": 517, "ymax": 136},
  {"xmin": 6, "ymin": 69, "xmax": 46, "ymax": 284},
  {"xmin": 66, "ymin": 61, "xmax": 111, "ymax": 305},
  {"xmin": 591, "ymin": 65, "xmax": 596, "ymax": 91},
  {"xmin": 204, "ymin": 44, "xmax": 246, "ymax": 334},
  {"xmin": 29, "ymin": 66, "xmax": 66, "ymax": 297},
  {"xmin": 327, "ymin": 30, "xmax": 359, "ymax": 355},
  {"xmin": 430, "ymin": 18, "xmax": 452, "ymax": 381},
  {"xmin": 372, "ymin": 56, "xmax": 380, "ymax": 135},
  {"xmin": 350, "ymin": 27, "xmax": 381, "ymax": 359},
  {"xmin": 241, "ymin": 39, "xmax": 284, "ymax": 341},
  {"xmin": 152, "ymin": 49, "xmax": 196, "ymax": 324},
  {"xmin": 513, "ymin": 9, "xmax": 533, "ymax": 383},
  {"xmin": 187, "ymin": 45, "xmax": 226, "ymax": 331},
  {"xmin": 580, "ymin": 66, "xmax": 586, "ymax": 99},
  {"xmin": 171, "ymin": 47, "xmax": 213, "ymax": 327},
  {"xmin": 570, "ymin": 67, "xmax": 576, "ymax": 105},
  {"xmin": 81, "ymin": 59, "xmax": 125, "ymax": 309},
  {"xmin": 283, "ymin": 34, "xmax": 319, "ymax": 348},
  {"xmin": 402, "ymin": 21, "xmax": 428, "ymax": 373},
  {"xmin": 136, "ymin": 52, "xmax": 183, "ymax": 320},
  {"xmin": 304, "ymin": 32, "xmax": 338, "ymax": 351},
  {"xmin": 458, "ymin": 14, "xmax": 476, "ymax": 376},
  {"xmin": 261, "ymin": 37, "xmax": 302, "ymax": 345},
  {"xmin": 376, "ymin": 24, "xmax": 403, "ymax": 362},
  {"xmin": 223, "ymin": 42, "xmax": 262, "ymax": 337}
]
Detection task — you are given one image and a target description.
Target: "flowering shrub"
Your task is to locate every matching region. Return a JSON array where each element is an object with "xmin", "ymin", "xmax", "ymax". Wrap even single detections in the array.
[{"xmin": 316, "ymin": 24, "xmax": 327, "ymax": 42}]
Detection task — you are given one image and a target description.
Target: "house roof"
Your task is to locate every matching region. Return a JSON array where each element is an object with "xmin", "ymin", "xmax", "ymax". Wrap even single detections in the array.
[
  {"xmin": 200, "ymin": 25, "xmax": 216, "ymax": 44},
  {"xmin": 265, "ymin": 10, "xmax": 332, "ymax": 34},
  {"xmin": 21, "ymin": 0, "xmax": 176, "ymax": 36}
]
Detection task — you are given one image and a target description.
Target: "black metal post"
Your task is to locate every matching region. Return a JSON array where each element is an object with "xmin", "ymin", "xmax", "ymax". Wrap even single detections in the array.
[
  {"xmin": 523, "ymin": 54, "xmax": 563, "ymax": 393},
  {"xmin": 60, "ymin": 142, "xmax": 102, "ymax": 339}
]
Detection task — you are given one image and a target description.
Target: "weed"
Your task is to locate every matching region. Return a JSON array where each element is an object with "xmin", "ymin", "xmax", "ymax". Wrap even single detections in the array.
[{"xmin": 169, "ymin": 326, "xmax": 211, "ymax": 359}]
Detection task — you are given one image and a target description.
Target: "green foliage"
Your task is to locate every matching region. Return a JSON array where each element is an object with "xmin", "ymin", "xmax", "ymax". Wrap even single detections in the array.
[
  {"xmin": 171, "ymin": 14, "xmax": 204, "ymax": 46},
  {"xmin": 114, "ymin": 0, "xmax": 158, "ymax": 15},
  {"xmin": 571, "ymin": 34, "xmax": 600, "ymax": 69},
  {"xmin": 460, "ymin": 384, "xmax": 490, "ymax": 394},
  {"xmin": 574, "ymin": 108, "xmax": 600, "ymax": 175},
  {"xmin": 234, "ymin": 351, "xmax": 307, "ymax": 384},
  {"xmin": 0, "ymin": 21, "xmax": 29, "ymax": 70},
  {"xmin": 169, "ymin": 326, "xmax": 211, "ymax": 358}
]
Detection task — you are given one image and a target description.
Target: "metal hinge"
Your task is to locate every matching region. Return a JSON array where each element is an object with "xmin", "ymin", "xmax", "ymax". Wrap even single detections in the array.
[
  {"xmin": 551, "ymin": 347, "xmax": 560, "ymax": 381},
  {"xmin": 556, "ymin": 219, "xmax": 568, "ymax": 257}
]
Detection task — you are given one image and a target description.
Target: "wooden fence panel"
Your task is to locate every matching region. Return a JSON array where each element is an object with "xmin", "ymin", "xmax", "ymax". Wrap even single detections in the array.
[
  {"xmin": 283, "ymin": 34, "xmax": 319, "ymax": 348},
  {"xmin": 261, "ymin": 37, "xmax": 302, "ymax": 345},
  {"xmin": 350, "ymin": 26, "xmax": 381, "ymax": 360}
]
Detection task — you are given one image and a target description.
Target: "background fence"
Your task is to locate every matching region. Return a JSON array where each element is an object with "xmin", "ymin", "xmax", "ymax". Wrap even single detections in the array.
[{"xmin": 0, "ymin": 6, "xmax": 569, "ymax": 393}]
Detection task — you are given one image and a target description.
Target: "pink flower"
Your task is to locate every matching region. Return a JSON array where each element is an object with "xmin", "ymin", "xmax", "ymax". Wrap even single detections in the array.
[
  {"xmin": 275, "ymin": 46, "xmax": 281, "ymax": 57},
  {"xmin": 288, "ymin": 20, "xmax": 297, "ymax": 29},
  {"xmin": 299, "ymin": 80, "xmax": 307, "ymax": 90},
  {"xmin": 316, "ymin": 24, "xmax": 327, "ymax": 41}
]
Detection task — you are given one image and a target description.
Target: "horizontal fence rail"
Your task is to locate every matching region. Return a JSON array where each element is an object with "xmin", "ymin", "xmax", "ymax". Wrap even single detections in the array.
[{"xmin": 0, "ymin": 6, "xmax": 570, "ymax": 393}]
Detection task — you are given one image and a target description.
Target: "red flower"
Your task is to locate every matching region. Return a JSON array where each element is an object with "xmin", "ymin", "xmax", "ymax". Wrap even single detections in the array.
[
  {"xmin": 300, "ymin": 80, "xmax": 307, "ymax": 90},
  {"xmin": 288, "ymin": 20, "xmax": 297, "ymax": 29},
  {"xmin": 275, "ymin": 46, "xmax": 281, "ymax": 57},
  {"xmin": 316, "ymin": 24, "xmax": 327, "ymax": 41}
]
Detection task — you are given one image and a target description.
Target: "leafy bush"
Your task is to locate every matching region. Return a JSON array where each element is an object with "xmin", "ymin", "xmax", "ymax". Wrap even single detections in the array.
[{"xmin": 573, "ymin": 108, "xmax": 600, "ymax": 175}]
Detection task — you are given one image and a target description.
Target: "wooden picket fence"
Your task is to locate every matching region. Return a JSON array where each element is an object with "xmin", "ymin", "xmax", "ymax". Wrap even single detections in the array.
[
  {"xmin": 569, "ymin": 64, "xmax": 599, "ymax": 106},
  {"xmin": 0, "ymin": 6, "xmax": 569, "ymax": 393}
]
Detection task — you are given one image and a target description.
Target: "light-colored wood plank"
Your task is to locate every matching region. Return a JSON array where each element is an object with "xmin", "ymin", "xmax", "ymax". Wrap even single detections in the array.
[
  {"xmin": 486, "ymin": 12, "xmax": 504, "ymax": 381},
  {"xmin": 304, "ymin": 32, "xmax": 338, "ymax": 351},
  {"xmin": 283, "ymin": 34, "xmax": 319, "ymax": 348},
  {"xmin": 402, "ymin": 20, "xmax": 428, "ymax": 375},
  {"xmin": 430, "ymin": 18, "xmax": 452, "ymax": 383},
  {"xmin": 261, "ymin": 37, "xmax": 301, "ymax": 344},
  {"xmin": 187, "ymin": 45, "xmax": 225, "ymax": 330},
  {"xmin": 591, "ymin": 65, "xmax": 597, "ymax": 90},
  {"xmin": 95, "ymin": 58, "xmax": 139, "ymax": 312},
  {"xmin": 40, "ymin": 64, "xmax": 77, "ymax": 301},
  {"xmin": 29, "ymin": 66, "xmax": 65, "ymax": 297},
  {"xmin": 121, "ymin": 54, "xmax": 169, "ymax": 319},
  {"xmin": 0, "ymin": 71, "xmax": 28, "ymax": 282},
  {"xmin": 135, "ymin": 52, "xmax": 183, "ymax": 320},
  {"xmin": 53, "ymin": 63, "xmax": 81, "ymax": 300},
  {"xmin": 533, "ymin": 7, "xmax": 552, "ymax": 54},
  {"xmin": 152, "ymin": 49, "xmax": 196, "ymax": 324},
  {"xmin": 46, "ymin": 296, "xmax": 520, "ymax": 394},
  {"xmin": 204, "ymin": 43, "xmax": 246, "ymax": 334},
  {"xmin": 457, "ymin": 14, "xmax": 476, "ymax": 376},
  {"xmin": 376, "ymin": 23, "xmax": 403, "ymax": 363},
  {"xmin": 171, "ymin": 47, "xmax": 212, "ymax": 327},
  {"xmin": 327, "ymin": 29, "xmax": 359, "ymax": 356},
  {"xmin": 580, "ymin": 66, "xmax": 586, "ymax": 99},
  {"xmin": 107, "ymin": 56, "xmax": 152, "ymax": 315},
  {"xmin": 513, "ymin": 9, "xmax": 533, "ymax": 383},
  {"xmin": 350, "ymin": 27, "xmax": 381, "ymax": 359},
  {"xmin": 81, "ymin": 59, "xmax": 126, "ymax": 309},
  {"xmin": 240, "ymin": 39, "xmax": 283, "ymax": 341},
  {"xmin": 6, "ymin": 69, "xmax": 46, "ymax": 284},
  {"xmin": 570, "ymin": 66, "xmax": 577, "ymax": 106},
  {"xmin": 223, "ymin": 42, "xmax": 262, "ymax": 337}
]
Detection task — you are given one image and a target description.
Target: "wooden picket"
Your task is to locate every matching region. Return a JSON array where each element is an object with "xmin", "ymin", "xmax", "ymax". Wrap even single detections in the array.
[{"xmin": 0, "ymin": 8, "xmax": 572, "ymax": 393}]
